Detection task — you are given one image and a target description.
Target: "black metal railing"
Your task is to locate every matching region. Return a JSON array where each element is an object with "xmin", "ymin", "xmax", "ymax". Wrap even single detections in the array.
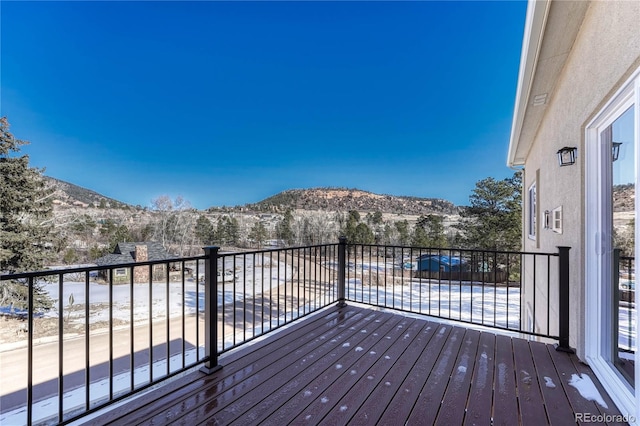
[
  {"xmin": 0, "ymin": 256, "xmax": 211, "ymax": 425},
  {"xmin": 0, "ymin": 243, "xmax": 341, "ymax": 425},
  {"xmin": 616, "ymin": 253, "xmax": 636, "ymax": 354},
  {"xmin": 209, "ymin": 243, "xmax": 340, "ymax": 357},
  {"xmin": 342, "ymin": 242, "xmax": 570, "ymax": 348},
  {"xmin": 0, "ymin": 239, "xmax": 569, "ymax": 425}
]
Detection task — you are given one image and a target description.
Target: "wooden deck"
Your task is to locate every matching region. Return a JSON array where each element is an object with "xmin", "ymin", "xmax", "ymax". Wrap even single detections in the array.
[{"xmin": 91, "ymin": 304, "xmax": 625, "ymax": 425}]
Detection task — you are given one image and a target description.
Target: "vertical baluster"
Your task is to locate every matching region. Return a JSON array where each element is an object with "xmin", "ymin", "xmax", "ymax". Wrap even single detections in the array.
[
  {"xmin": 148, "ymin": 264, "xmax": 153, "ymax": 382},
  {"xmin": 109, "ymin": 268, "xmax": 114, "ymax": 400},
  {"xmin": 27, "ymin": 276, "xmax": 34, "ymax": 426},
  {"xmin": 129, "ymin": 267, "xmax": 134, "ymax": 391},
  {"xmin": 181, "ymin": 261, "xmax": 186, "ymax": 370},
  {"xmin": 58, "ymin": 274, "xmax": 64, "ymax": 421},
  {"xmin": 86, "ymin": 271, "xmax": 91, "ymax": 408},
  {"xmin": 165, "ymin": 262, "xmax": 170, "ymax": 376}
]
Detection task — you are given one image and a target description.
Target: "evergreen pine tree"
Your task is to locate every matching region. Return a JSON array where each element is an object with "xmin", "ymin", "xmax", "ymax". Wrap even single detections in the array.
[
  {"xmin": 456, "ymin": 171, "xmax": 522, "ymax": 251},
  {"xmin": 194, "ymin": 215, "xmax": 215, "ymax": 245},
  {"xmin": 0, "ymin": 117, "xmax": 55, "ymax": 310}
]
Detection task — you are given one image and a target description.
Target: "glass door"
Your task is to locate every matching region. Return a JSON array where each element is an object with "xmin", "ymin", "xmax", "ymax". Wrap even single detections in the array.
[{"xmin": 608, "ymin": 105, "xmax": 636, "ymax": 388}]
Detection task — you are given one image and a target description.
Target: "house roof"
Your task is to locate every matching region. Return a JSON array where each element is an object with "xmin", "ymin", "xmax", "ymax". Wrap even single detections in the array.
[
  {"xmin": 507, "ymin": 0, "xmax": 590, "ymax": 167},
  {"xmin": 94, "ymin": 242, "xmax": 175, "ymax": 266}
]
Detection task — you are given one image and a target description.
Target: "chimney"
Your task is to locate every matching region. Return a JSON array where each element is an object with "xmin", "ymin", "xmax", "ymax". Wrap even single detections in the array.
[{"xmin": 135, "ymin": 244, "xmax": 148, "ymax": 262}]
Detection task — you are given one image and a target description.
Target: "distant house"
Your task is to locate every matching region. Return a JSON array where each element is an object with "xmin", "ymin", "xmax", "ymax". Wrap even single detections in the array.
[
  {"xmin": 507, "ymin": 0, "xmax": 640, "ymax": 417},
  {"xmin": 415, "ymin": 254, "xmax": 508, "ymax": 283},
  {"xmin": 416, "ymin": 255, "xmax": 464, "ymax": 273},
  {"xmin": 94, "ymin": 242, "xmax": 175, "ymax": 283}
]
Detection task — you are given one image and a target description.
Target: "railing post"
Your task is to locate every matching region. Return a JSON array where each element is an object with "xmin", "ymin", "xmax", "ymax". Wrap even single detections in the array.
[
  {"xmin": 201, "ymin": 246, "xmax": 222, "ymax": 374},
  {"xmin": 556, "ymin": 246, "xmax": 574, "ymax": 353},
  {"xmin": 337, "ymin": 237, "xmax": 347, "ymax": 307}
]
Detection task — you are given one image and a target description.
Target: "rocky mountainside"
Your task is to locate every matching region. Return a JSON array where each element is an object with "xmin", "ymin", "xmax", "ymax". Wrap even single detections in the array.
[
  {"xmin": 250, "ymin": 188, "xmax": 459, "ymax": 215},
  {"xmin": 44, "ymin": 176, "xmax": 130, "ymax": 209},
  {"xmin": 613, "ymin": 183, "xmax": 635, "ymax": 212},
  {"xmin": 45, "ymin": 177, "xmax": 459, "ymax": 216}
]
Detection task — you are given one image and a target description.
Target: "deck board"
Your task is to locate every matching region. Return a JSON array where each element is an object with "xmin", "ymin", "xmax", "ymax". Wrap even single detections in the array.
[
  {"xmin": 377, "ymin": 322, "xmax": 454, "ymax": 424},
  {"xmin": 90, "ymin": 304, "xmax": 625, "ymax": 426},
  {"xmin": 492, "ymin": 334, "xmax": 520, "ymax": 426},
  {"xmin": 528, "ymin": 341, "xmax": 576, "ymax": 425},
  {"xmin": 314, "ymin": 318, "xmax": 426, "ymax": 425},
  {"xmin": 348, "ymin": 319, "xmax": 439, "ymax": 424},
  {"xmin": 463, "ymin": 331, "xmax": 496, "ymax": 426},
  {"xmin": 236, "ymin": 311, "xmax": 406, "ymax": 425},
  {"xmin": 406, "ymin": 325, "xmax": 466, "ymax": 424},
  {"xmin": 512, "ymin": 337, "xmax": 549, "ymax": 425},
  {"xmin": 436, "ymin": 328, "xmax": 481, "ymax": 425},
  {"xmin": 565, "ymin": 347, "xmax": 629, "ymax": 420}
]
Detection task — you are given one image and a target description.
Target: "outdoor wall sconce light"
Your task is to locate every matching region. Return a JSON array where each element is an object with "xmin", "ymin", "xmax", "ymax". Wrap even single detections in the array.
[
  {"xmin": 556, "ymin": 146, "xmax": 577, "ymax": 166},
  {"xmin": 612, "ymin": 142, "xmax": 622, "ymax": 162}
]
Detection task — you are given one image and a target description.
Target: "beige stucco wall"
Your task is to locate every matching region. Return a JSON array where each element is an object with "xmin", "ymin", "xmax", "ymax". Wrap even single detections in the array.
[{"xmin": 521, "ymin": 0, "xmax": 640, "ymax": 360}]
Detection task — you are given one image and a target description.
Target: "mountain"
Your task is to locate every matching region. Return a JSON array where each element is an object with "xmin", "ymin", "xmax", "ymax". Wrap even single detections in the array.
[
  {"xmin": 613, "ymin": 183, "xmax": 635, "ymax": 212},
  {"xmin": 46, "ymin": 177, "xmax": 459, "ymax": 216},
  {"xmin": 249, "ymin": 187, "xmax": 459, "ymax": 215},
  {"xmin": 44, "ymin": 176, "xmax": 131, "ymax": 209}
]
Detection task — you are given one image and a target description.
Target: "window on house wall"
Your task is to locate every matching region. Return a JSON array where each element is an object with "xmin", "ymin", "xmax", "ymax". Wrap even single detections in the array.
[
  {"xmin": 115, "ymin": 268, "xmax": 126, "ymax": 277},
  {"xmin": 528, "ymin": 182, "xmax": 537, "ymax": 240},
  {"xmin": 552, "ymin": 206, "xmax": 562, "ymax": 234}
]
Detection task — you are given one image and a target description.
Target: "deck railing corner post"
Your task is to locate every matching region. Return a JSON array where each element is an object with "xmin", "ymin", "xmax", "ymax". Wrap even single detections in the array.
[
  {"xmin": 337, "ymin": 237, "xmax": 347, "ymax": 307},
  {"xmin": 201, "ymin": 246, "xmax": 223, "ymax": 374},
  {"xmin": 555, "ymin": 246, "xmax": 574, "ymax": 353}
]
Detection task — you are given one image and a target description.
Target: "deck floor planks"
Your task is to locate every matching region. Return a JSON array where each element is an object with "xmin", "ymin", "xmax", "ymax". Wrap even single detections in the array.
[
  {"xmin": 376, "ymin": 322, "xmax": 454, "ymax": 424},
  {"xmin": 122, "ymin": 306, "xmax": 367, "ymax": 426},
  {"xmin": 173, "ymin": 307, "xmax": 387, "ymax": 425},
  {"xmin": 347, "ymin": 320, "xmax": 440, "ymax": 425},
  {"xmin": 86, "ymin": 305, "xmax": 627, "ymax": 426},
  {"xmin": 463, "ymin": 331, "xmax": 496, "ymax": 426},
  {"xmin": 566, "ymin": 349, "xmax": 628, "ymax": 421},
  {"xmin": 287, "ymin": 317, "xmax": 424, "ymax": 425},
  {"xmin": 435, "ymin": 328, "xmax": 482, "ymax": 425},
  {"xmin": 230, "ymin": 310, "xmax": 407, "ymax": 425},
  {"xmin": 528, "ymin": 341, "xmax": 576, "ymax": 425},
  {"xmin": 255, "ymin": 312, "xmax": 407, "ymax": 425},
  {"xmin": 492, "ymin": 333, "xmax": 520, "ymax": 426},
  {"xmin": 313, "ymin": 319, "xmax": 433, "ymax": 425},
  {"xmin": 546, "ymin": 344, "xmax": 618, "ymax": 422},
  {"xmin": 512, "ymin": 337, "xmax": 549, "ymax": 424},
  {"xmin": 406, "ymin": 325, "xmax": 467, "ymax": 424}
]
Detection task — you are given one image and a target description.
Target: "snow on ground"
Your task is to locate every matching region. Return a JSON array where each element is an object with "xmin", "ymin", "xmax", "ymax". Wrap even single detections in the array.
[
  {"xmin": 38, "ymin": 256, "xmax": 293, "ymax": 324},
  {"xmin": 347, "ymin": 280, "xmax": 522, "ymax": 330}
]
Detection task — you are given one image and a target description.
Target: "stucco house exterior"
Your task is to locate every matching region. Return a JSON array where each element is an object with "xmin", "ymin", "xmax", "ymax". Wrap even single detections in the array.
[{"xmin": 507, "ymin": 0, "xmax": 640, "ymax": 419}]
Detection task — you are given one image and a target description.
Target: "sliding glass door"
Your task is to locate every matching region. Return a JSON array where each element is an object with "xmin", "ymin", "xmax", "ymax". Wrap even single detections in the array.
[
  {"xmin": 586, "ymin": 70, "xmax": 639, "ymax": 414},
  {"xmin": 607, "ymin": 105, "xmax": 636, "ymax": 388}
]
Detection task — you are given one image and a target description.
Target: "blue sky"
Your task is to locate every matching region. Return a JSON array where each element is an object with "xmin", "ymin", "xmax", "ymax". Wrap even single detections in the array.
[{"xmin": 1, "ymin": 1, "xmax": 527, "ymax": 210}]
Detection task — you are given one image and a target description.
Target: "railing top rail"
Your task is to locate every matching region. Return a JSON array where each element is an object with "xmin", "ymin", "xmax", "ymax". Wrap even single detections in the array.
[
  {"xmin": 217, "ymin": 243, "xmax": 339, "ymax": 257},
  {"xmin": 1, "ymin": 255, "xmax": 207, "ymax": 280},
  {"xmin": 347, "ymin": 243, "xmax": 560, "ymax": 257},
  {"xmin": 1, "ymin": 243, "xmax": 343, "ymax": 280}
]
